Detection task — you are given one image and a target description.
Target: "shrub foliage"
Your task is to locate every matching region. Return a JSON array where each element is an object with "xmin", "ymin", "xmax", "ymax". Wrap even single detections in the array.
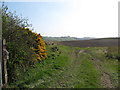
[{"xmin": 2, "ymin": 3, "xmax": 47, "ymax": 83}]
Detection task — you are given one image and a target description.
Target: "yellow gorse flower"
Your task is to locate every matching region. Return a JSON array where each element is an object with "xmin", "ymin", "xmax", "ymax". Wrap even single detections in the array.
[{"xmin": 26, "ymin": 28, "xmax": 47, "ymax": 62}]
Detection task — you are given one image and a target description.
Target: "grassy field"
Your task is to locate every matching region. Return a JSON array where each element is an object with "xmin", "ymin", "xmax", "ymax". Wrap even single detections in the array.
[{"xmin": 6, "ymin": 44, "xmax": 118, "ymax": 88}]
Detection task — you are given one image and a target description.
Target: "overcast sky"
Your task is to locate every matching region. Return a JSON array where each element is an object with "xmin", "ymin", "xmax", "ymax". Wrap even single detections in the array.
[{"xmin": 4, "ymin": 0, "xmax": 119, "ymax": 38}]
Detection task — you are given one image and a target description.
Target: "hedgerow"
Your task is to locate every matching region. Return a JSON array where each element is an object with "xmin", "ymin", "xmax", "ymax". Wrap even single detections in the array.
[{"xmin": 2, "ymin": 3, "xmax": 47, "ymax": 83}]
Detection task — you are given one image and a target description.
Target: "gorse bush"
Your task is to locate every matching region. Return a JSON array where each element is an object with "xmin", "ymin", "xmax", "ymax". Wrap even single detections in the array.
[
  {"xmin": 2, "ymin": 3, "xmax": 47, "ymax": 83},
  {"xmin": 29, "ymin": 30, "xmax": 47, "ymax": 62}
]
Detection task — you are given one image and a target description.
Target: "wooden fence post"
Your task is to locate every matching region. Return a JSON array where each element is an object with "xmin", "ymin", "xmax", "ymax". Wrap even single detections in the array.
[
  {"xmin": 0, "ymin": 39, "xmax": 2, "ymax": 90},
  {"xmin": 2, "ymin": 39, "xmax": 9, "ymax": 87}
]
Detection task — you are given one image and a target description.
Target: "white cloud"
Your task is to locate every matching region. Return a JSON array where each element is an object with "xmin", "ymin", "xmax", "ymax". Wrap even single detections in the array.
[{"xmin": 52, "ymin": 0, "xmax": 118, "ymax": 38}]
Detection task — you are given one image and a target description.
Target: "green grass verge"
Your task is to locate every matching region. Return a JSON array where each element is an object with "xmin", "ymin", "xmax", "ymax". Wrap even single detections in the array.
[{"xmin": 74, "ymin": 53, "xmax": 101, "ymax": 88}]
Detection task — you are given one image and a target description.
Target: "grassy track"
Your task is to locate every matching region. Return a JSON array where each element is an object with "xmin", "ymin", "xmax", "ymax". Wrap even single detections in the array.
[{"xmin": 7, "ymin": 45, "xmax": 118, "ymax": 88}]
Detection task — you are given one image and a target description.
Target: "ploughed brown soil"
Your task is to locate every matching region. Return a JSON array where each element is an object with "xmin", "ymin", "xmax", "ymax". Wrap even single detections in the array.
[{"xmin": 61, "ymin": 38, "xmax": 119, "ymax": 47}]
